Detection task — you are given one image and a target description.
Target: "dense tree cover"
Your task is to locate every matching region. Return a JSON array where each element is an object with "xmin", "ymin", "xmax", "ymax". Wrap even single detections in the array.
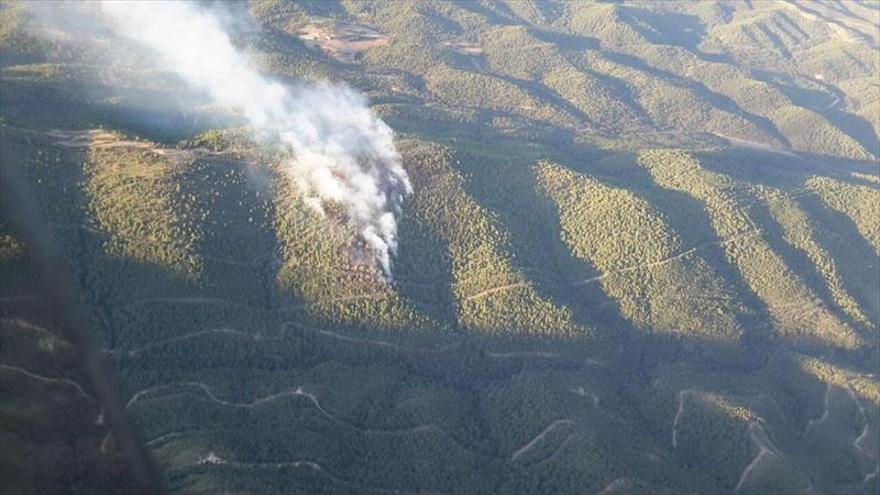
[
  {"xmin": 4, "ymin": 0, "xmax": 878, "ymax": 158},
  {"xmin": 763, "ymin": 190, "xmax": 873, "ymax": 328},
  {"xmin": 5, "ymin": 123, "xmax": 876, "ymax": 495},
  {"xmin": 481, "ymin": 26, "xmax": 567, "ymax": 81},
  {"xmin": 1, "ymin": 1, "xmax": 879, "ymax": 494},
  {"xmin": 807, "ymin": 176, "xmax": 880, "ymax": 256},
  {"xmin": 536, "ymin": 161, "xmax": 745, "ymax": 342},
  {"xmin": 768, "ymin": 105, "xmax": 873, "ymax": 160},
  {"xmin": 85, "ymin": 143, "xmax": 203, "ymax": 278},
  {"xmin": 541, "ymin": 63, "xmax": 646, "ymax": 134},
  {"xmin": 638, "ymin": 150, "xmax": 864, "ymax": 351},
  {"xmin": 0, "ymin": 283, "xmax": 135, "ymax": 494},
  {"xmin": 424, "ymin": 65, "xmax": 578, "ymax": 129},
  {"xmin": 398, "ymin": 141, "xmax": 591, "ymax": 338}
]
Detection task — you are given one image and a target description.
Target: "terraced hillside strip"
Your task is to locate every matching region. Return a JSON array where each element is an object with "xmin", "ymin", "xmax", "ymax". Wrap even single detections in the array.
[{"xmin": 638, "ymin": 150, "xmax": 862, "ymax": 351}]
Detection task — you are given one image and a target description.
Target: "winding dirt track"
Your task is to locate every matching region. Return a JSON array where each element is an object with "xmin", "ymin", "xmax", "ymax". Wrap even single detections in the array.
[
  {"xmin": 0, "ymin": 318, "xmax": 72, "ymax": 346},
  {"xmin": 300, "ymin": 323, "xmax": 460, "ymax": 354},
  {"xmin": 486, "ymin": 350, "xmax": 559, "ymax": 359},
  {"xmin": 461, "ymin": 229, "xmax": 761, "ymax": 301},
  {"xmin": 202, "ymin": 254, "xmax": 258, "ymax": 268},
  {"xmin": 126, "ymin": 291, "xmax": 390, "ymax": 312},
  {"xmin": 510, "ymin": 419, "xmax": 575, "ymax": 461},
  {"xmin": 127, "ymin": 297, "xmax": 249, "ymax": 308},
  {"xmin": 842, "ymin": 385, "xmax": 880, "ymax": 484},
  {"xmin": 102, "ymin": 320, "xmax": 459, "ymax": 358},
  {"xmin": 197, "ymin": 452, "xmax": 421, "ymax": 495},
  {"xmin": 464, "ymin": 281, "xmax": 528, "ymax": 302},
  {"xmin": 733, "ymin": 423, "xmax": 781, "ymax": 493},
  {"xmin": 671, "ymin": 389, "xmax": 790, "ymax": 492},
  {"xmin": 125, "ymin": 378, "xmax": 493, "ymax": 472},
  {"xmin": 802, "ymin": 381, "xmax": 878, "ymax": 484},
  {"xmin": 144, "ymin": 430, "xmax": 186, "ymax": 447},
  {"xmin": 46, "ymin": 129, "xmax": 251, "ymax": 165},
  {"xmin": 95, "ymin": 227, "xmax": 762, "ymax": 314},
  {"xmin": 571, "ymin": 386, "xmax": 614, "ymax": 418},
  {"xmin": 825, "ymin": 92, "xmax": 841, "ymax": 110},
  {"xmin": 0, "ymin": 363, "xmax": 93, "ymax": 400},
  {"xmin": 538, "ymin": 431, "xmax": 583, "ymax": 466},
  {"xmin": 46, "ymin": 129, "xmax": 151, "ymax": 149},
  {"xmin": 105, "ymin": 328, "xmax": 265, "ymax": 356},
  {"xmin": 864, "ymin": 467, "xmax": 879, "ymax": 485},
  {"xmin": 574, "ymin": 229, "xmax": 761, "ymax": 288},
  {"xmin": 804, "ymin": 382, "xmax": 833, "ymax": 435},
  {"xmin": 671, "ymin": 389, "xmax": 699, "ymax": 449},
  {"xmin": 127, "ymin": 381, "xmax": 461, "ymax": 439},
  {"xmin": 0, "ymin": 295, "xmax": 41, "ymax": 304},
  {"xmin": 596, "ymin": 478, "xmax": 632, "ymax": 495},
  {"xmin": 281, "ymin": 292, "xmax": 388, "ymax": 311},
  {"xmin": 126, "ymin": 381, "xmax": 306, "ymax": 411}
]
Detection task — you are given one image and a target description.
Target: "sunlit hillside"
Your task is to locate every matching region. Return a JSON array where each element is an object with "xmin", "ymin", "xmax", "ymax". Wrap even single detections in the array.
[{"xmin": 1, "ymin": 1, "xmax": 878, "ymax": 494}]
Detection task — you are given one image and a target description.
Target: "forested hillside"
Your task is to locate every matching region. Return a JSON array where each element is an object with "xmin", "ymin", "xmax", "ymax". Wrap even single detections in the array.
[{"xmin": 1, "ymin": 1, "xmax": 878, "ymax": 494}]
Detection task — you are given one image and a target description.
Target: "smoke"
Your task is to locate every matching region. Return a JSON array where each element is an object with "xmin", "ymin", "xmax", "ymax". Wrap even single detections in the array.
[{"xmin": 95, "ymin": 1, "xmax": 411, "ymax": 276}]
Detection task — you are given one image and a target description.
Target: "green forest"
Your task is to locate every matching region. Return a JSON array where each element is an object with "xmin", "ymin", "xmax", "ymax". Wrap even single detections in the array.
[{"xmin": 1, "ymin": 1, "xmax": 878, "ymax": 494}]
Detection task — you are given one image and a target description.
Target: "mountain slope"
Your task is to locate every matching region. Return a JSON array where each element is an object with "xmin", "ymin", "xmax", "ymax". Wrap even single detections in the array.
[{"xmin": 1, "ymin": 1, "xmax": 878, "ymax": 494}]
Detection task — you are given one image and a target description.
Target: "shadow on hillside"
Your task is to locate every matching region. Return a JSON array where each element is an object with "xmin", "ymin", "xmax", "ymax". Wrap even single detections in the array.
[
  {"xmin": 0, "ymin": 125, "xmax": 120, "ymax": 348},
  {"xmin": 7, "ymin": 124, "xmax": 879, "ymax": 495},
  {"xmin": 532, "ymin": 30, "xmax": 599, "ymax": 51},
  {"xmin": 0, "ymin": 76, "xmax": 235, "ymax": 144},
  {"xmin": 446, "ymin": 139, "xmax": 787, "ymax": 377},
  {"xmin": 488, "ymin": 71, "xmax": 598, "ymax": 129},
  {"xmin": 797, "ymin": 194, "xmax": 880, "ymax": 328},
  {"xmin": 600, "ymin": 51, "xmax": 791, "ymax": 148},
  {"xmin": 561, "ymin": 56, "xmax": 654, "ymax": 132},
  {"xmin": 696, "ymin": 148, "xmax": 878, "ymax": 365},
  {"xmin": 451, "ymin": 143, "xmax": 633, "ymax": 342},
  {"xmin": 0, "ymin": 293, "xmax": 136, "ymax": 493},
  {"xmin": 5, "ymin": 243, "xmax": 870, "ymax": 494},
  {"xmin": 697, "ymin": 148, "xmax": 879, "ymax": 190},
  {"xmin": 394, "ymin": 209, "xmax": 457, "ymax": 328},
  {"xmin": 449, "ymin": 0, "xmax": 516, "ymax": 27},
  {"xmin": 175, "ymin": 156, "xmax": 281, "ymax": 310},
  {"xmin": 747, "ymin": 198, "xmax": 864, "ymax": 336},
  {"xmin": 750, "ymin": 69, "xmax": 880, "ymax": 157},
  {"xmin": 566, "ymin": 151, "xmax": 777, "ymax": 363},
  {"xmin": 616, "ymin": 6, "xmax": 734, "ymax": 64}
]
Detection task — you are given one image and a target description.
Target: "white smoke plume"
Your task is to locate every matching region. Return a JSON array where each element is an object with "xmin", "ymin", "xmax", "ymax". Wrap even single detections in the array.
[{"xmin": 97, "ymin": 1, "xmax": 412, "ymax": 276}]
